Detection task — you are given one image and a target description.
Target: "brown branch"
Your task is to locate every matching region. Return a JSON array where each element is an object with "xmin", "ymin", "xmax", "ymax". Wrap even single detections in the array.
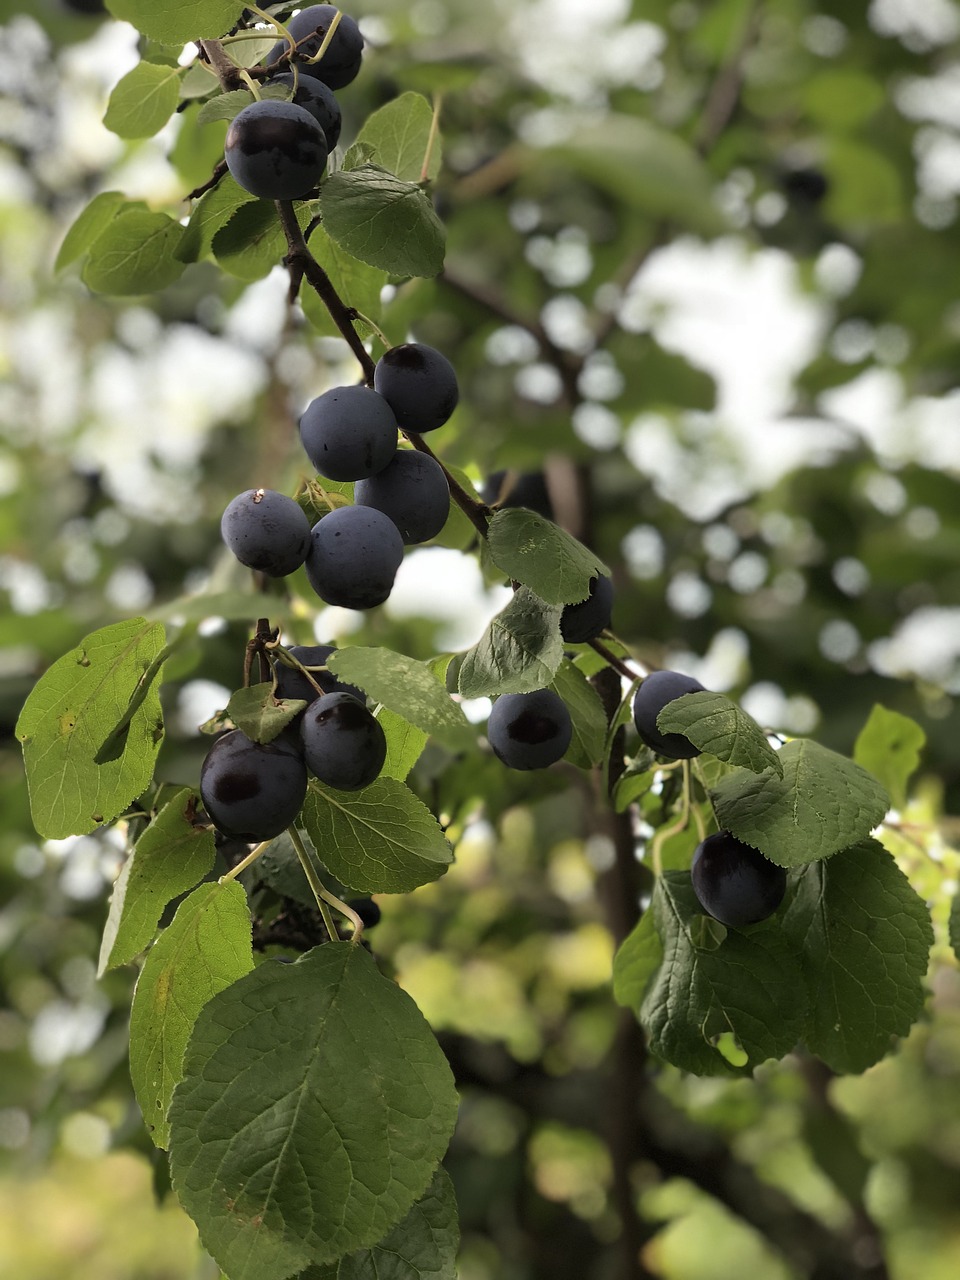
[
  {"xmin": 197, "ymin": 39, "xmax": 245, "ymax": 92},
  {"xmin": 275, "ymin": 199, "xmax": 377, "ymax": 382},
  {"xmin": 693, "ymin": 0, "xmax": 762, "ymax": 155},
  {"xmin": 186, "ymin": 158, "xmax": 227, "ymax": 201}
]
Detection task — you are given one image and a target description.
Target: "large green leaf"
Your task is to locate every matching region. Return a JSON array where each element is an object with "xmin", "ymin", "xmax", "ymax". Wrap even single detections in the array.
[
  {"xmin": 351, "ymin": 92, "xmax": 442, "ymax": 183},
  {"xmin": 16, "ymin": 618, "xmax": 167, "ymax": 839},
  {"xmin": 458, "ymin": 587, "xmax": 563, "ymax": 698},
  {"xmin": 612, "ymin": 911, "xmax": 663, "ymax": 1011},
  {"xmin": 82, "ymin": 210, "xmax": 186, "ymax": 295},
  {"xmin": 176, "ymin": 178, "xmax": 258, "ymax": 264},
  {"xmin": 105, "ymin": 0, "xmax": 246, "ymax": 44},
  {"xmin": 103, "ymin": 62, "xmax": 182, "ymax": 139},
  {"xmin": 169, "ymin": 943, "xmax": 458, "ymax": 1279},
  {"xmin": 98, "ymin": 788, "xmax": 215, "ymax": 976},
  {"xmin": 302, "ymin": 227, "xmax": 387, "ymax": 337},
  {"xmin": 212, "ymin": 200, "xmax": 289, "ymax": 281},
  {"xmin": 853, "ymin": 704, "xmax": 926, "ymax": 810},
  {"xmin": 55, "ymin": 191, "xmax": 129, "ymax": 272},
  {"xmin": 319, "ymin": 165, "xmax": 446, "ymax": 278},
  {"xmin": 129, "ymin": 881, "xmax": 252, "ymax": 1150},
  {"xmin": 301, "ymin": 1167, "xmax": 458, "ymax": 1280},
  {"xmin": 782, "ymin": 840, "xmax": 932, "ymax": 1073},
  {"xmin": 326, "ymin": 648, "xmax": 474, "ymax": 751},
  {"xmin": 640, "ymin": 873, "xmax": 807, "ymax": 1075},
  {"xmin": 377, "ymin": 707, "xmax": 429, "ymax": 781},
  {"xmin": 301, "ymin": 778, "xmax": 454, "ymax": 893},
  {"xmin": 551, "ymin": 659, "xmax": 608, "ymax": 769},
  {"xmin": 657, "ymin": 690, "xmax": 783, "ymax": 777},
  {"xmin": 709, "ymin": 739, "xmax": 889, "ymax": 868},
  {"xmin": 486, "ymin": 509, "xmax": 608, "ymax": 605}
]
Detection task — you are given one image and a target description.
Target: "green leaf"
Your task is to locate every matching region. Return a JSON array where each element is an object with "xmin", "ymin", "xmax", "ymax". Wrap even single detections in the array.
[
  {"xmin": 151, "ymin": 588, "xmax": 295, "ymax": 625},
  {"xmin": 319, "ymin": 165, "xmax": 446, "ymax": 278},
  {"xmin": 326, "ymin": 648, "xmax": 474, "ymax": 752},
  {"xmin": 853, "ymin": 704, "xmax": 926, "ymax": 810},
  {"xmin": 950, "ymin": 893, "xmax": 960, "ymax": 964},
  {"xmin": 82, "ymin": 209, "xmax": 186, "ymax": 295},
  {"xmin": 709, "ymin": 739, "xmax": 890, "ymax": 868},
  {"xmin": 301, "ymin": 778, "xmax": 454, "ymax": 893},
  {"xmin": 195, "ymin": 87, "xmax": 278, "ymax": 125},
  {"xmin": 640, "ymin": 873, "xmax": 807, "ymax": 1075},
  {"xmin": 612, "ymin": 911, "xmax": 663, "ymax": 1011},
  {"xmin": 551, "ymin": 660, "xmax": 607, "ymax": 769},
  {"xmin": 212, "ymin": 200, "xmax": 289, "ymax": 281},
  {"xmin": 657, "ymin": 690, "xmax": 783, "ymax": 777},
  {"xmin": 547, "ymin": 116, "xmax": 725, "ymax": 235},
  {"xmin": 16, "ymin": 618, "xmax": 166, "ymax": 839},
  {"xmin": 458, "ymin": 587, "xmax": 563, "ymax": 698},
  {"xmin": 169, "ymin": 943, "xmax": 458, "ymax": 1278},
  {"xmin": 55, "ymin": 191, "xmax": 128, "ymax": 272},
  {"xmin": 300, "ymin": 1166, "xmax": 459, "ymax": 1280},
  {"xmin": 177, "ymin": 177, "xmax": 258, "ymax": 263},
  {"xmin": 782, "ymin": 840, "xmax": 933, "ymax": 1073},
  {"xmin": 353, "ymin": 92, "xmax": 442, "ymax": 183},
  {"xmin": 377, "ymin": 707, "xmax": 429, "ymax": 781},
  {"xmin": 105, "ymin": 0, "xmax": 246, "ymax": 45},
  {"xmin": 98, "ymin": 788, "xmax": 215, "ymax": 976},
  {"xmin": 302, "ymin": 227, "xmax": 387, "ymax": 337},
  {"xmin": 612, "ymin": 768, "xmax": 656, "ymax": 814},
  {"xmin": 129, "ymin": 881, "xmax": 252, "ymax": 1150},
  {"xmin": 104, "ymin": 62, "xmax": 182, "ymax": 138},
  {"xmin": 486, "ymin": 508, "xmax": 608, "ymax": 606},
  {"xmin": 227, "ymin": 682, "xmax": 307, "ymax": 744}
]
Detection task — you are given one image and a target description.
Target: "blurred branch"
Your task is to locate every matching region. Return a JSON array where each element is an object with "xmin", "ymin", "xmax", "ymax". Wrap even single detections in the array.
[{"xmin": 693, "ymin": 0, "xmax": 762, "ymax": 154}]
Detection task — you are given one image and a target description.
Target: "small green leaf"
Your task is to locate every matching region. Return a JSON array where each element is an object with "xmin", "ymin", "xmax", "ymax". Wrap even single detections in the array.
[
  {"xmin": 55, "ymin": 191, "xmax": 128, "ymax": 272},
  {"xmin": 197, "ymin": 88, "xmax": 257, "ymax": 124},
  {"xmin": 16, "ymin": 618, "xmax": 166, "ymax": 839},
  {"xmin": 105, "ymin": 0, "xmax": 246, "ymax": 45},
  {"xmin": 709, "ymin": 739, "xmax": 890, "ymax": 868},
  {"xmin": 950, "ymin": 893, "xmax": 960, "ymax": 963},
  {"xmin": 640, "ymin": 873, "xmax": 807, "ymax": 1075},
  {"xmin": 486, "ymin": 508, "xmax": 608, "ymax": 606},
  {"xmin": 98, "ymin": 788, "xmax": 215, "ymax": 976},
  {"xmin": 782, "ymin": 839, "xmax": 933, "ymax": 1073},
  {"xmin": 212, "ymin": 200, "xmax": 289, "ymax": 281},
  {"xmin": 377, "ymin": 707, "xmax": 429, "ymax": 781},
  {"xmin": 458, "ymin": 587, "xmax": 563, "ymax": 698},
  {"xmin": 353, "ymin": 91, "xmax": 442, "ymax": 183},
  {"xmin": 551, "ymin": 660, "xmax": 607, "ymax": 768},
  {"xmin": 104, "ymin": 62, "xmax": 182, "ymax": 139},
  {"xmin": 612, "ymin": 911, "xmax": 663, "ymax": 1011},
  {"xmin": 302, "ymin": 226, "xmax": 387, "ymax": 337},
  {"xmin": 657, "ymin": 690, "xmax": 783, "ymax": 777},
  {"xmin": 129, "ymin": 880, "xmax": 252, "ymax": 1149},
  {"xmin": 169, "ymin": 943, "xmax": 458, "ymax": 1278},
  {"xmin": 177, "ymin": 177, "xmax": 258, "ymax": 263},
  {"xmin": 301, "ymin": 1166, "xmax": 459, "ymax": 1280},
  {"xmin": 853, "ymin": 704, "xmax": 926, "ymax": 810},
  {"xmin": 326, "ymin": 648, "xmax": 474, "ymax": 752},
  {"xmin": 319, "ymin": 165, "xmax": 446, "ymax": 278},
  {"xmin": 83, "ymin": 210, "xmax": 186, "ymax": 295},
  {"xmin": 612, "ymin": 768, "xmax": 656, "ymax": 814},
  {"xmin": 301, "ymin": 778, "xmax": 454, "ymax": 893},
  {"xmin": 227, "ymin": 682, "xmax": 307, "ymax": 744}
]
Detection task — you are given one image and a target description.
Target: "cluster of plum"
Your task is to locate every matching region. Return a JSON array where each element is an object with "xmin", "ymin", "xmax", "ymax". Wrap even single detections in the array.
[
  {"xmin": 200, "ymin": 642, "xmax": 384, "ymax": 842},
  {"xmin": 220, "ymin": 341, "xmax": 457, "ymax": 608},
  {"xmin": 632, "ymin": 670, "xmax": 787, "ymax": 928},
  {"xmin": 223, "ymin": 5, "xmax": 363, "ymax": 202}
]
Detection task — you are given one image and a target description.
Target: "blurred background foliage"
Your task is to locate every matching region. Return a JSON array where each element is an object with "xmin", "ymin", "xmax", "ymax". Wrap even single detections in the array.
[{"xmin": 1, "ymin": 0, "xmax": 960, "ymax": 1277}]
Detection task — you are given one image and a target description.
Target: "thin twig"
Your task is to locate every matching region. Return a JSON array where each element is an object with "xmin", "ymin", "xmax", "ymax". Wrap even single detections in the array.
[{"xmin": 197, "ymin": 39, "xmax": 246, "ymax": 92}]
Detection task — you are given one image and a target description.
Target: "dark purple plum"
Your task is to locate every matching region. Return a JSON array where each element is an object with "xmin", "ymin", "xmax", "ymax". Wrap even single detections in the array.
[
  {"xmin": 632, "ymin": 669, "xmax": 705, "ymax": 760},
  {"xmin": 560, "ymin": 575, "xmax": 614, "ymax": 644},
  {"xmin": 305, "ymin": 505, "xmax": 404, "ymax": 609},
  {"xmin": 224, "ymin": 99, "xmax": 327, "ymax": 200},
  {"xmin": 691, "ymin": 831, "xmax": 787, "ymax": 927},
  {"xmin": 373, "ymin": 343, "xmax": 459, "ymax": 434},
  {"xmin": 221, "ymin": 488, "xmax": 312, "ymax": 577},
  {"xmin": 265, "ymin": 5, "xmax": 364, "ymax": 90},
  {"xmin": 354, "ymin": 449, "xmax": 450, "ymax": 544},
  {"xmin": 487, "ymin": 689, "xmax": 572, "ymax": 770},
  {"xmin": 264, "ymin": 72, "xmax": 342, "ymax": 150},
  {"xmin": 200, "ymin": 729, "xmax": 307, "ymax": 841},
  {"xmin": 299, "ymin": 385, "xmax": 398, "ymax": 482},
  {"xmin": 275, "ymin": 643, "xmax": 364, "ymax": 705},
  {"xmin": 300, "ymin": 691, "xmax": 386, "ymax": 791}
]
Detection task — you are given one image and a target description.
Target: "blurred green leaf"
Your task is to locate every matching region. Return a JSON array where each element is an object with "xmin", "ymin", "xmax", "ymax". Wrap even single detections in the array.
[{"xmin": 853, "ymin": 704, "xmax": 926, "ymax": 810}]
